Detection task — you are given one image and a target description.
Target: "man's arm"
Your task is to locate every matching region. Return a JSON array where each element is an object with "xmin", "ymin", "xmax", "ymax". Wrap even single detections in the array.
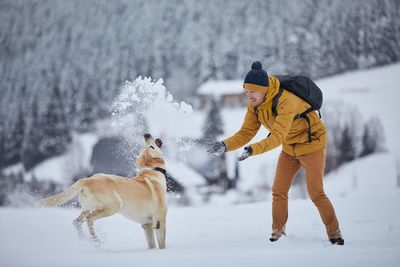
[
  {"xmin": 249, "ymin": 97, "xmax": 296, "ymax": 156},
  {"xmin": 223, "ymin": 104, "xmax": 261, "ymax": 152}
]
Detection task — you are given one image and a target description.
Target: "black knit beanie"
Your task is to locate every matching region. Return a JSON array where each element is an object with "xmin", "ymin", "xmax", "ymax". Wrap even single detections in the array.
[{"xmin": 243, "ymin": 61, "xmax": 269, "ymax": 92}]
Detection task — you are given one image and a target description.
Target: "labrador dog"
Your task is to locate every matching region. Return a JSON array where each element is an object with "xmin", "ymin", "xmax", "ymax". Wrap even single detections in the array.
[{"xmin": 40, "ymin": 133, "xmax": 167, "ymax": 249}]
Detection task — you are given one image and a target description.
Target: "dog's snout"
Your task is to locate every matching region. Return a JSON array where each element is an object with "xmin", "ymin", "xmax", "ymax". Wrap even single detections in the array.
[{"xmin": 144, "ymin": 133, "xmax": 152, "ymax": 140}]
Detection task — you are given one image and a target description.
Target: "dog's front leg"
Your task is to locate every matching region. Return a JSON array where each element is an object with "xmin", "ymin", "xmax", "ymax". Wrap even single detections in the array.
[
  {"xmin": 141, "ymin": 223, "xmax": 156, "ymax": 249},
  {"xmin": 154, "ymin": 217, "xmax": 166, "ymax": 249}
]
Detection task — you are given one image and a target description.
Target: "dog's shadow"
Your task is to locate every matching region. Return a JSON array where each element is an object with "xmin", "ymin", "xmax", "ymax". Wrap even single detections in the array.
[
  {"xmin": 81, "ymin": 237, "xmax": 158, "ymax": 254},
  {"xmin": 91, "ymin": 247, "xmax": 158, "ymax": 254}
]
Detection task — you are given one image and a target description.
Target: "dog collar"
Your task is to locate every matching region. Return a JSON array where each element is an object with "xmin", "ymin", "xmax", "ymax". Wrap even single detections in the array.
[{"xmin": 153, "ymin": 167, "xmax": 167, "ymax": 176}]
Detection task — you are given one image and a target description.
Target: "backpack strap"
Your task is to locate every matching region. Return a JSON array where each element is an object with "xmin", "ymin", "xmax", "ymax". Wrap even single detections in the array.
[
  {"xmin": 273, "ymin": 87, "xmax": 317, "ymax": 143},
  {"xmin": 294, "ymin": 107, "xmax": 314, "ymax": 143},
  {"xmin": 272, "ymin": 87, "xmax": 284, "ymax": 116}
]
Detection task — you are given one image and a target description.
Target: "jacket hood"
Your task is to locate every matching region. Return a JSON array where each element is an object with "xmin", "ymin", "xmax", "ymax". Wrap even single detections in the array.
[{"xmin": 257, "ymin": 75, "xmax": 281, "ymax": 108}]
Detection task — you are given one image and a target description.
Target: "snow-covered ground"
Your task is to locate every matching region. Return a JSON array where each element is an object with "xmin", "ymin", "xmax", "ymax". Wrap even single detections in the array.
[
  {"xmin": 2, "ymin": 64, "xmax": 400, "ymax": 266},
  {"xmin": 1, "ymin": 154, "xmax": 399, "ymax": 267}
]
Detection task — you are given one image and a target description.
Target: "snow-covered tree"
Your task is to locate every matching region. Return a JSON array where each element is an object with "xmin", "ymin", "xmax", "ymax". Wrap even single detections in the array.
[
  {"xmin": 338, "ymin": 124, "xmax": 356, "ymax": 165},
  {"xmin": 3, "ymin": 105, "xmax": 25, "ymax": 166},
  {"xmin": 39, "ymin": 86, "xmax": 71, "ymax": 159},
  {"xmin": 22, "ymin": 97, "xmax": 43, "ymax": 170},
  {"xmin": 203, "ymin": 99, "xmax": 224, "ymax": 142},
  {"xmin": 77, "ymin": 85, "xmax": 97, "ymax": 133},
  {"xmin": 202, "ymin": 98, "xmax": 230, "ymax": 188},
  {"xmin": 0, "ymin": 123, "xmax": 5, "ymax": 169},
  {"xmin": 360, "ymin": 116, "xmax": 385, "ymax": 157}
]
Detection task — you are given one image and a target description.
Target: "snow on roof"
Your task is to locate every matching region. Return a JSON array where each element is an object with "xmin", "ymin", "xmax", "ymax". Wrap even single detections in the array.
[
  {"xmin": 197, "ymin": 80, "xmax": 244, "ymax": 97},
  {"xmin": 165, "ymin": 159, "xmax": 206, "ymax": 187},
  {"xmin": 29, "ymin": 133, "xmax": 99, "ymax": 183}
]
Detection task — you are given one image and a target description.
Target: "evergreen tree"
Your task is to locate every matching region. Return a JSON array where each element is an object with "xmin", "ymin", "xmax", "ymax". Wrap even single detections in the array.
[
  {"xmin": 22, "ymin": 98, "xmax": 44, "ymax": 170},
  {"xmin": 360, "ymin": 124, "xmax": 374, "ymax": 157},
  {"xmin": 3, "ymin": 105, "xmax": 25, "ymax": 166},
  {"xmin": 39, "ymin": 86, "xmax": 71, "ymax": 159},
  {"xmin": 360, "ymin": 116, "xmax": 384, "ymax": 157},
  {"xmin": 0, "ymin": 123, "xmax": 5, "ymax": 168},
  {"xmin": 202, "ymin": 99, "xmax": 224, "ymax": 141},
  {"xmin": 338, "ymin": 124, "xmax": 356, "ymax": 165},
  {"xmin": 202, "ymin": 98, "xmax": 228, "ymax": 186},
  {"xmin": 77, "ymin": 87, "xmax": 97, "ymax": 133},
  {"xmin": 0, "ymin": 171, "xmax": 24, "ymax": 206}
]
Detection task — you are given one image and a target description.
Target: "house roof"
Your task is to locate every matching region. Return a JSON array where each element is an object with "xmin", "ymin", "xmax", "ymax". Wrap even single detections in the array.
[
  {"xmin": 166, "ymin": 159, "xmax": 206, "ymax": 187},
  {"xmin": 197, "ymin": 80, "xmax": 244, "ymax": 97}
]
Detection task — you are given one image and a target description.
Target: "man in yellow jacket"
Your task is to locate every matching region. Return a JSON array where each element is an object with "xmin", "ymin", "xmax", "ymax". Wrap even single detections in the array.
[{"xmin": 208, "ymin": 61, "xmax": 343, "ymax": 245}]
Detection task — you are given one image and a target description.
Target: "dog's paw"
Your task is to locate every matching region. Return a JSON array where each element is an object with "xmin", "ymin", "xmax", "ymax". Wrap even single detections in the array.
[{"xmin": 91, "ymin": 236, "xmax": 102, "ymax": 248}]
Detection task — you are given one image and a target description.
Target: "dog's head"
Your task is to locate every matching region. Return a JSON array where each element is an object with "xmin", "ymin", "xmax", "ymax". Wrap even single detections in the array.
[{"xmin": 136, "ymin": 133, "xmax": 165, "ymax": 169}]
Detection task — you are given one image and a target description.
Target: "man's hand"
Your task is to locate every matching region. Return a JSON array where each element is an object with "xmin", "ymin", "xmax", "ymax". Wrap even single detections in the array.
[
  {"xmin": 238, "ymin": 146, "xmax": 253, "ymax": 161},
  {"xmin": 207, "ymin": 141, "xmax": 226, "ymax": 156}
]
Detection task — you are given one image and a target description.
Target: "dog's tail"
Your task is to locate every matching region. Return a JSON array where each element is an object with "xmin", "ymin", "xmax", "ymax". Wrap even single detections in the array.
[{"xmin": 40, "ymin": 180, "xmax": 84, "ymax": 207}]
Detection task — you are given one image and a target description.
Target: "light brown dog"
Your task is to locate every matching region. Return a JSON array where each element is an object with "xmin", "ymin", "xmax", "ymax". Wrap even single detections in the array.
[{"xmin": 40, "ymin": 133, "xmax": 168, "ymax": 249}]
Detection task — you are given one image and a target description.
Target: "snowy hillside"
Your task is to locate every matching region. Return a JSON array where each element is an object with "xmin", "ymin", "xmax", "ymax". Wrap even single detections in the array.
[{"xmin": 317, "ymin": 63, "xmax": 400, "ymax": 155}]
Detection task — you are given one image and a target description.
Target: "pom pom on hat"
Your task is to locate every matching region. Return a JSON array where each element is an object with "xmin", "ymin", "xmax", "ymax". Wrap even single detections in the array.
[{"xmin": 251, "ymin": 61, "xmax": 262, "ymax": 70}]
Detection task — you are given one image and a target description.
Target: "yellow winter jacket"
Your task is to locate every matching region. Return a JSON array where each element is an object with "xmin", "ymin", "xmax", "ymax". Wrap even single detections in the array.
[{"xmin": 223, "ymin": 75, "xmax": 327, "ymax": 157}]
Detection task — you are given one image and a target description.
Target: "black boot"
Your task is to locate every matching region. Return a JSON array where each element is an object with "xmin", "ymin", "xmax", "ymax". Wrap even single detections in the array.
[{"xmin": 329, "ymin": 237, "xmax": 344, "ymax": 245}]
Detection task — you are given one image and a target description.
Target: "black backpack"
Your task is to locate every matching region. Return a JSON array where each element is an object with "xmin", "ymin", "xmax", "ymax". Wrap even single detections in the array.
[{"xmin": 272, "ymin": 75, "xmax": 323, "ymax": 143}]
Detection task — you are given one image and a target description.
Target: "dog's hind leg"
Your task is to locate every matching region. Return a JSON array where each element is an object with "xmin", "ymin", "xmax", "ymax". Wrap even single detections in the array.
[
  {"xmin": 86, "ymin": 207, "xmax": 119, "ymax": 245},
  {"xmin": 141, "ymin": 223, "xmax": 156, "ymax": 249},
  {"xmin": 73, "ymin": 211, "xmax": 90, "ymax": 239}
]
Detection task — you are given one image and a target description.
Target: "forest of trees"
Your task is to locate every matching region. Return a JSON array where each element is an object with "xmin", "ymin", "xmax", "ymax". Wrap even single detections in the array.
[{"xmin": 0, "ymin": 0, "xmax": 399, "ymax": 171}]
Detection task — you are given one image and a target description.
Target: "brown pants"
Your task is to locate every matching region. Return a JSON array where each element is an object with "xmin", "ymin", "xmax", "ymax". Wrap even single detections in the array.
[{"xmin": 272, "ymin": 148, "xmax": 340, "ymax": 238}]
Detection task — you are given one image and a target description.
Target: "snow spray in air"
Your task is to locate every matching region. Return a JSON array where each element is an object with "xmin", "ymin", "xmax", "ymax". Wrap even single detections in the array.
[{"xmin": 110, "ymin": 77, "xmax": 197, "ymax": 163}]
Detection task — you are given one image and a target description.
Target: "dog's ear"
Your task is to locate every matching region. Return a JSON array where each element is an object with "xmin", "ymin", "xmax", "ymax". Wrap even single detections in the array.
[{"xmin": 155, "ymin": 138, "xmax": 162, "ymax": 148}]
